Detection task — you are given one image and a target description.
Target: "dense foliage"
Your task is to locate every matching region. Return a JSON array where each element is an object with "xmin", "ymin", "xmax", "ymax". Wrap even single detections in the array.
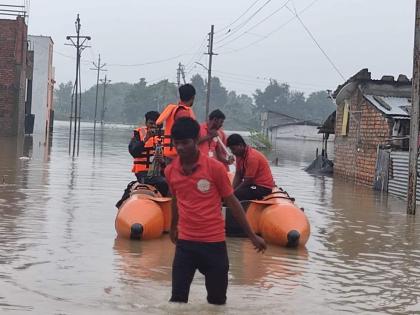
[{"xmin": 54, "ymin": 74, "xmax": 335, "ymax": 130}]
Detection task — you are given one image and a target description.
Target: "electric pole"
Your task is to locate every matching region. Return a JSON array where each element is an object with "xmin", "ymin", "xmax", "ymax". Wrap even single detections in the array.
[
  {"xmin": 90, "ymin": 54, "xmax": 107, "ymax": 151},
  {"xmin": 66, "ymin": 14, "xmax": 91, "ymax": 157},
  {"xmin": 100, "ymin": 75, "xmax": 111, "ymax": 125},
  {"xmin": 177, "ymin": 62, "xmax": 181, "ymax": 87},
  {"xmin": 408, "ymin": 0, "xmax": 420, "ymax": 215},
  {"xmin": 181, "ymin": 64, "xmax": 186, "ymax": 84},
  {"xmin": 205, "ymin": 25, "xmax": 216, "ymax": 119}
]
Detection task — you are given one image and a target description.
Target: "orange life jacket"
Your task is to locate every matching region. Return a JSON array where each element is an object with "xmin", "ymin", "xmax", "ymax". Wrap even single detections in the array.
[
  {"xmin": 131, "ymin": 127, "xmax": 159, "ymax": 173},
  {"xmin": 156, "ymin": 103, "xmax": 195, "ymax": 157}
]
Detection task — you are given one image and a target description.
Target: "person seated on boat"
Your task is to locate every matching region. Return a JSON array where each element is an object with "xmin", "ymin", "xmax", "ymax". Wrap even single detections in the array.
[
  {"xmin": 226, "ymin": 134, "xmax": 275, "ymax": 201},
  {"xmin": 198, "ymin": 109, "xmax": 234, "ymax": 170},
  {"xmin": 129, "ymin": 110, "xmax": 169, "ymax": 197},
  {"xmin": 164, "ymin": 117, "xmax": 266, "ymax": 305},
  {"xmin": 155, "ymin": 84, "xmax": 196, "ymax": 160}
]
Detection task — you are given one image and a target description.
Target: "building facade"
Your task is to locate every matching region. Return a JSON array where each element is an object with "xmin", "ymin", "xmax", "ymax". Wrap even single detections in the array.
[
  {"xmin": 333, "ymin": 69, "xmax": 411, "ymax": 186},
  {"xmin": 28, "ymin": 35, "xmax": 55, "ymax": 137},
  {"xmin": 261, "ymin": 110, "xmax": 321, "ymax": 141},
  {"xmin": 0, "ymin": 16, "xmax": 30, "ymax": 136}
]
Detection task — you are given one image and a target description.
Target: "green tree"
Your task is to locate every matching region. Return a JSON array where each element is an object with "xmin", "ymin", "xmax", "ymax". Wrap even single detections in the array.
[
  {"xmin": 305, "ymin": 91, "xmax": 336, "ymax": 123},
  {"xmin": 254, "ymin": 80, "xmax": 290, "ymax": 113},
  {"xmin": 122, "ymin": 78, "xmax": 178, "ymax": 125},
  {"xmin": 53, "ymin": 81, "xmax": 73, "ymax": 120},
  {"xmin": 190, "ymin": 74, "xmax": 207, "ymax": 122},
  {"xmin": 53, "ymin": 74, "xmax": 336, "ymax": 130}
]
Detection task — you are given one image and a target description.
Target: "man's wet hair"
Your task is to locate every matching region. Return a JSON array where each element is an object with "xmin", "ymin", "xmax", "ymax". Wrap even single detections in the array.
[
  {"xmin": 179, "ymin": 84, "xmax": 196, "ymax": 102},
  {"xmin": 145, "ymin": 111, "xmax": 160, "ymax": 122},
  {"xmin": 227, "ymin": 134, "xmax": 246, "ymax": 147},
  {"xmin": 209, "ymin": 109, "xmax": 225, "ymax": 120},
  {"xmin": 171, "ymin": 117, "xmax": 200, "ymax": 140}
]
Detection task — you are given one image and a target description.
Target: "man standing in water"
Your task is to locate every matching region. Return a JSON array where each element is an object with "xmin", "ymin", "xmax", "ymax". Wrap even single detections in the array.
[
  {"xmin": 165, "ymin": 117, "xmax": 266, "ymax": 305},
  {"xmin": 227, "ymin": 134, "xmax": 275, "ymax": 201}
]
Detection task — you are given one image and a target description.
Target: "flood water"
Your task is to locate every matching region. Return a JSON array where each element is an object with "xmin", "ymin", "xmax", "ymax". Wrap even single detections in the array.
[{"xmin": 1, "ymin": 121, "xmax": 420, "ymax": 314}]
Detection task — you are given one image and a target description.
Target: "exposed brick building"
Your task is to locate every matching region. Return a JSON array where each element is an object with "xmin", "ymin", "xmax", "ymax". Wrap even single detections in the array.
[
  {"xmin": 333, "ymin": 69, "xmax": 411, "ymax": 186},
  {"xmin": 0, "ymin": 16, "xmax": 30, "ymax": 136}
]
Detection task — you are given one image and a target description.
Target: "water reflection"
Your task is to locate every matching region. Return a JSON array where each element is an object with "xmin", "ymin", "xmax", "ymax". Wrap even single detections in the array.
[
  {"xmin": 228, "ymin": 238, "xmax": 309, "ymax": 289},
  {"xmin": 113, "ymin": 235, "xmax": 309, "ymax": 290},
  {"xmin": 313, "ymin": 177, "xmax": 420, "ymax": 313},
  {"xmin": 113, "ymin": 236, "xmax": 173, "ymax": 283}
]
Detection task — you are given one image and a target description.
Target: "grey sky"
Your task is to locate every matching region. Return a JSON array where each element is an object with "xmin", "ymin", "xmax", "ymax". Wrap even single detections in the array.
[{"xmin": 25, "ymin": 0, "xmax": 415, "ymax": 96}]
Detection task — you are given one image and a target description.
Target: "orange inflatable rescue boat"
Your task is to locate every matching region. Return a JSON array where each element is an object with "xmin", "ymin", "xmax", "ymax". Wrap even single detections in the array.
[
  {"xmin": 225, "ymin": 188, "xmax": 310, "ymax": 247},
  {"xmin": 115, "ymin": 180, "xmax": 310, "ymax": 248},
  {"xmin": 115, "ymin": 183, "xmax": 172, "ymax": 240}
]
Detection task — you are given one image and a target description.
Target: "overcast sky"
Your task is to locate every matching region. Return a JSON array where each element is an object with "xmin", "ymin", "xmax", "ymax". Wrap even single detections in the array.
[{"xmin": 21, "ymin": 0, "xmax": 416, "ymax": 96}]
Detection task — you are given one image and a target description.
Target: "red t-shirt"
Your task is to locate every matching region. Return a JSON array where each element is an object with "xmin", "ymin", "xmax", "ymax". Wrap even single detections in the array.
[
  {"xmin": 165, "ymin": 152, "xmax": 233, "ymax": 242},
  {"xmin": 236, "ymin": 146, "xmax": 275, "ymax": 189}
]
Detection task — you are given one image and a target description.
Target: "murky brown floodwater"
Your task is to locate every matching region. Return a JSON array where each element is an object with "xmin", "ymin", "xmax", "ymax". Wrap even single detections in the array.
[{"xmin": 1, "ymin": 121, "xmax": 420, "ymax": 314}]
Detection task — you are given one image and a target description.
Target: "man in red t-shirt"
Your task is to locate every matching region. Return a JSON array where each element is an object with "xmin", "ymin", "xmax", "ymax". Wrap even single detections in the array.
[
  {"xmin": 227, "ymin": 134, "xmax": 275, "ymax": 201},
  {"xmin": 165, "ymin": 117, "xmax": 266, "ymax": 305},
  {"xmin": 198, "ymin": 109, "xmax": 234, "ymax": 170}
]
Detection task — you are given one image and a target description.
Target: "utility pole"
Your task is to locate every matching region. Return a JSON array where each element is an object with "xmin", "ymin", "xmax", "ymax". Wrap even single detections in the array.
[
  {"xmin": 177, "ymin": 62, "xmax": 181, "ymax": 87},
  {"xmin": 408, "ymin": 0, "xmax": 420, "ymax": 215},
  {"xmin": 176, "ymin": 63, "xmax": 187, "ymax": 87},
  {"xmin": 90, "ymin": 54, "xmax": 107, "ymax": 152},
  {"xmin": 205, "ymin": 25, "xmax": 216, "ymax": 119},
  {"xmin": 181, "ymin": 63, "xmax": 186, "ymax": 85},
  {"xmin": 66, "ymin": 14, "xmax": 91, "ymax": 157},
  {"xmin": 100, "ymin": 75, "xmax": 111, "ymax": 124}
]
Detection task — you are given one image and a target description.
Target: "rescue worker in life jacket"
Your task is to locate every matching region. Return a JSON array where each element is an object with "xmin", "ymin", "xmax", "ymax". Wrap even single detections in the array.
[
  {"xmin": 129, "ymin": 111, "xmax": 169, "ymax": 197},
  {"xmin": 156, "ymin": 84, "xmax": 196, "ymax": 159}
]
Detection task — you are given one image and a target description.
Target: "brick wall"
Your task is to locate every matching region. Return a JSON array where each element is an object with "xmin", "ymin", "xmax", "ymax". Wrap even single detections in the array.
[
  {"xmin": 334, "ymin": 89, "xmax": 391, "ymax": 186},
  {"xmin": 0, "ymin": 17, "xmax": 27, "ymax": 136}
]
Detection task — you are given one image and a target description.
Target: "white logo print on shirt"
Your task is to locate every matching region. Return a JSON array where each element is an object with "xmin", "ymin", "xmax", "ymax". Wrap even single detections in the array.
[{"xmin": 197, "ymin": 179, "xmax": 211, "ymax": 193}]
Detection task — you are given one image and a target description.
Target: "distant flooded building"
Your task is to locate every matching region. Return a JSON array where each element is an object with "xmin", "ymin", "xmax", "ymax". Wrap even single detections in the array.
[
  {"xmin": 28, "ymin": 35, "xmax": 55, "ymax": 137},
  {"xmin": 261, "ymin": 110, "xmax": 320, "ymax": 142},
  {"xmin": 0, "ymin": 15, "xmax": 32, "ymax": 136},
  {"xmin": 333, "ymin": 69, "xmax": 411, "ymax": 187}
]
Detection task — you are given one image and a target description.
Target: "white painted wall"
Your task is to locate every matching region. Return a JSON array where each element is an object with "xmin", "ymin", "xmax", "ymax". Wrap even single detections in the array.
[
  {"xmin": 270, "ymin": 125, "xmax": 324, "ymax": 141},
  {"xmin": 28, "ymin": 35, "xmax": 54, "ymax": 136}
]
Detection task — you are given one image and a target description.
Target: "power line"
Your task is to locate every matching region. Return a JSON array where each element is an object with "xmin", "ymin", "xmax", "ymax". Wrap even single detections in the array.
[
  {"xmin": 107, "ymin": 53, "xmax": 193, "ymax": 67},
  {"xmin": 215, "ymin": 0, "xmax": 291, "ymax": 50},
  {"xmin": 212, "ymin": 69, "xmax": 330, "ymax": 91},
  {"xmin": 106, "ymin": 37, "xmax": 211, "ymax": 69},
  {"xmin": 218, "ymin": 0, "xmax": 319, "ymax": 54},
  {"xmin": 287, "ymin": 3, "xmax": 346, "ymax": 80},
  {"xmin": 215, "ymin": 0, "xmax": 273, "ymax": 44},
  {"xmin": 216, "ymin": 0, "xmax": 262, "ymax": 34},
  {"xmin": 184, "ymin": 36, "xmax": 208, "ymax": 72},
  {"xmin": 54, "ymin": 49, "xmax": 93, "ymax": 64}
]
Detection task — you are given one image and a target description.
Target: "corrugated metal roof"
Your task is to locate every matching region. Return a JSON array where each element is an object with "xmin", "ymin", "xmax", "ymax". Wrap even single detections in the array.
[{"xmin": 364, "ymin": 94, "xmax": 411, "ymax": 119}]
